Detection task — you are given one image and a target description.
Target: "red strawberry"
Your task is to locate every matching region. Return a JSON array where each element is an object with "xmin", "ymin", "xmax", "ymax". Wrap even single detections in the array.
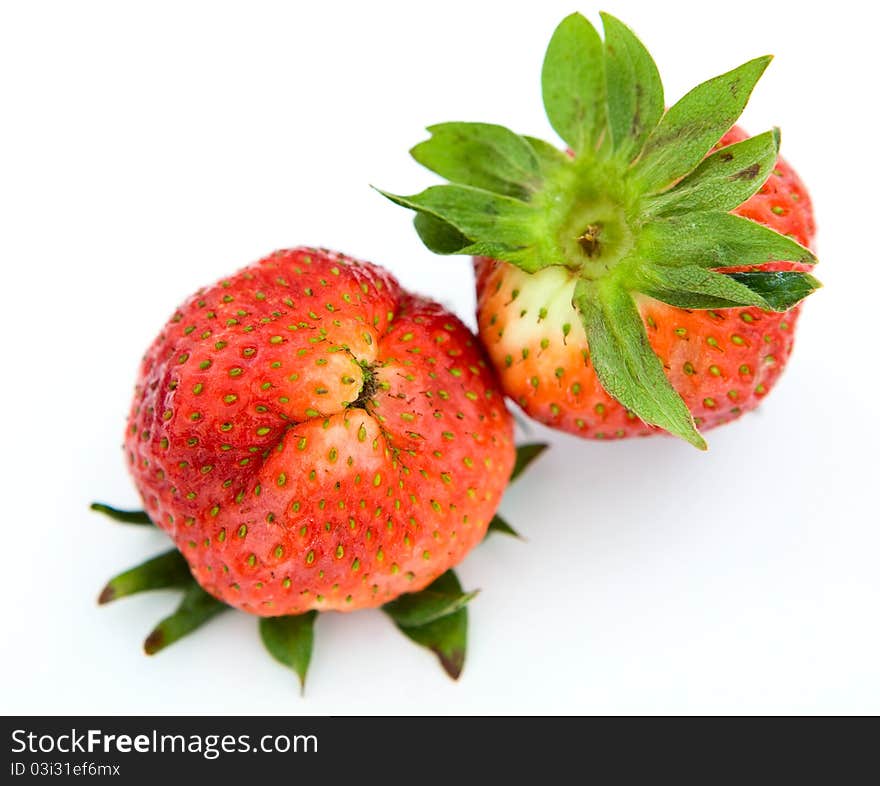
[
  {"xmin": 124, "ymin": 247, "xmax": 514, "ymax": 616},
  {"xmin": 382, "ymin": 13, "xmax": 820, "ymax": 448}
]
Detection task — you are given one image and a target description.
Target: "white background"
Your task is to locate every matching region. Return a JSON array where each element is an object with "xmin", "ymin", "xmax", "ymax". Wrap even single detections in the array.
[{"xmin": 2, "ymin": 0, "xmax": 878, "ymax": 715}]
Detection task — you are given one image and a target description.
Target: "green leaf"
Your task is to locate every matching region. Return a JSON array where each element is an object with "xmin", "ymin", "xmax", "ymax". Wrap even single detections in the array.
[
  {"xmin": 387, "ymin": 571, "xmax": 470, "ymax": 680},
  {"xmin": 541, "ymin": 13, "xmax": 605, "ymax": 154},
  {"xmin": 413, "ymin": 212, "xmax": 474, "ymax": 254},
  {"xmin": 523, "ymin": 135, "xmax": 571, "ymax": 176},
  {"xmin": 643, "ymin": 130, "xmax": 779, "ymax": 216},
  {"xmin": 636, "ymin": 265, "xmax": 819, "ymax": 311},
  {"xmin": 412, "ymin": 212, "xmax": 515, "ymax": 260},
  {"xmin": 636, "ymin": 264, "xmax": 771, "ymax": 310},
  {"xmin": 486, "ymin": 514, "xmax": 522, "ymax": 540},
  {"xmin": 383, "ymin": 571, "xmax": 478, "ymax": 627},
  {"xmin": 726, "ymin": 271, "xmax": 821, "ymax": 310},
  {"xmin": 90, "ymin": 502, "xmax": 152, "ymax": 525},
  {"xmin": 511, "ymin": 442, "xmax": 549, "ymax": 482},
  {"xmin": 632, "ymin": 56, "xmax": 772, "ymax": 193},
  {"xmin": 411, "ymin": 123, "xmax": 542, "ymax": 199},
  {"xmin": 379, "ymin": 185, "xmax": 551, "ymax": 272},
  {"xmin": 397, "ymin": 608, "xmax": 468, "ymax": 681},
  {"xmin": 98, "ymin": 549, "xmax": 192, "ymax": 605},
  {"xmin": 637, "ymin": 213, "xmax": 816, "ymax": 269},
  {"xmin": 412, "ymin": 213, "xmax": 545, "ymax": 271},
  {"xmin": 259, "ymin": 612, "xmax": 318, "ymax": 693},
  {"xmin": 573, "ymin": 279, "xmax": 706, "ymax": 449},
  {"xmin": 376, "ymin": 185, "xmax": 537, "ymax": 248},
  {"xmin": 143, "ymin": 581, "xmax": 227, "ymax": 655},
  {"xmin": 600, "ymin": 12, "xmax": 664, "ymax": 161}
]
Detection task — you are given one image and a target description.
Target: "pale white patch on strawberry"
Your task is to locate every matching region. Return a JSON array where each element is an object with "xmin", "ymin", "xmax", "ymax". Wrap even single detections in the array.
[{"xmin": 487, "ymin": 265, "xmax": 581, "ymax": 358}]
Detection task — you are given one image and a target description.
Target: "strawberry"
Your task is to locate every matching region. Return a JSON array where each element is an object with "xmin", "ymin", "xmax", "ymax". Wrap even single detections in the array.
[
  {"xmin": 124, "ymin": 247, "xmax": 515, "ymax": 617},
  {"xmin": 382, "ymin": 13, "xmax": 820, "ymax": 448},
  {"xmin": 473, "ymin": 126, "xmax": 815, "ymax": 440}
]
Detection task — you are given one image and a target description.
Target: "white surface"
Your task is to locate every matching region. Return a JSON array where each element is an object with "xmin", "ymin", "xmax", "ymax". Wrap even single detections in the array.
[{"xmin": 1, "ymin": 0, "xmax": 877, "ymax": 715}]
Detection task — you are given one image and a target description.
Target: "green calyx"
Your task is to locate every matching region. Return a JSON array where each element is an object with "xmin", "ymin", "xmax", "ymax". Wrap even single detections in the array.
[
  {"xmin": 379, "ymin": 12, "xmax": 820, "ymax": 448},
  {"xmin": 91, "ymin": 444, "xmax": 546, "ymax": 687},
  {"xmin": 96, "ymin": 534, "xmax": 477, "ymax": 685}
]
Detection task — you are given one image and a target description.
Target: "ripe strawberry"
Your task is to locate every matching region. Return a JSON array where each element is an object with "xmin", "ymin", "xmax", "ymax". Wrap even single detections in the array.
[
  {"xmin": 125, "ymin": 247, "xmax": 514, "ymax": 616},
  {"xmin": 382, "ymin": 13, "xmax": 820, "ymax": 448}
]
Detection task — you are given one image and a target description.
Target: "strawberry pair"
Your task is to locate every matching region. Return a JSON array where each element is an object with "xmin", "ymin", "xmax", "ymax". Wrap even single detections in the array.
[{"xmin": 95, "ymin": 13, "xmax": 818, "ymax": 686}]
